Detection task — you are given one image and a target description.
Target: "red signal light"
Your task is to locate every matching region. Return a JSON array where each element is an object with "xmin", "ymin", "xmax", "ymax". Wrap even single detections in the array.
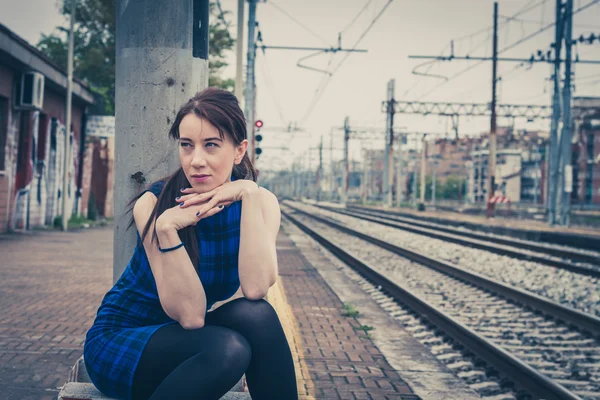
[{"xmin": 255, "ymin": 120, "xmax": 263, "ymax": 128}]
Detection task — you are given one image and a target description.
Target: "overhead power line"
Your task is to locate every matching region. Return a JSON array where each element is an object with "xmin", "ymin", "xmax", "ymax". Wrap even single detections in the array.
[
  {"xmin": 268, "ymin": 1, "xmax": 331, "ymax": 46},
  {"xmin": 414, "ymin": 0, "xmax": 600, "ymax": 100},
  {"xmin": 407, "ymin": 0, "xmax": 549, "ymax": 99},
  {"xmin": 500, "ymin": 0, "xmax": 600, "ymax": 54},
  {"xmin": 299, "ymin": 0, "xmax": 395, "ymax": 125},
  {"xmin": 339, "ymin": 0, "xmax": 374, "ymax": 34}
]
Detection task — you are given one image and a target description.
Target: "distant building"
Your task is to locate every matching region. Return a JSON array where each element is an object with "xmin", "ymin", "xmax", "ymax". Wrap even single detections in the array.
[
  {"xmin": 572, "ymin": 97, "xmax": 600, "ymax": 204},
  {"xmin": 0, "ymin": 23, "xmax": 95, "ymax": 232},
  {"xmin": 468, "ymin": 149, "xmax": 522, "ymax": 203}
]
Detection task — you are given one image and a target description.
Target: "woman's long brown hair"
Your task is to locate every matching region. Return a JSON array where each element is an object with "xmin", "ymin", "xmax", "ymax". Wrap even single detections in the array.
[{"xmin": 126, "ymin": 87, "xmax": 257, "ymax": 270}]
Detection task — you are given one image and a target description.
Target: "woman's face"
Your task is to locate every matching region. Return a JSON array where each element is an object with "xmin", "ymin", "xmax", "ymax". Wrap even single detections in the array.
[{"xmin": 178, "ymin": 114, "xmax": 248, "ymax": 192}]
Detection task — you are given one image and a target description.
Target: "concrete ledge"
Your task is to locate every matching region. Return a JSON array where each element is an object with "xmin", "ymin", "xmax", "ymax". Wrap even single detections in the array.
[
  {"xmin": 58, "ymin": 356, "xmax": 250, "ymax": 399},
  {"xmin": 58, "ymin": 383, "xmax": 252, "ymax": 400}
]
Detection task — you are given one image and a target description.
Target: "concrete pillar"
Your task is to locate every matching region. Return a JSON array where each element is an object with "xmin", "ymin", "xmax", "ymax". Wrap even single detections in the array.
[{"xmin": 114, "ymin": 0, "xmax": 209, "ymax": 282}]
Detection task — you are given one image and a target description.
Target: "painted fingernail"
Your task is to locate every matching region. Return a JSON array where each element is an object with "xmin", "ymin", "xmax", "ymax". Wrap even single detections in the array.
[
  {"xmin": 176, "ymin": 196, "xmax": 181, "ymax": 201},
  {"xmin": 196, "ymin": 211, "xmax": 201, "ymax": 217},
  {"xmin": 179, "ymin": 202, "xmax": 184, "ymax": 207},
  {"xmin": 180, "ymin": 188, "xmax": 186, "ymax": 192},
  {"xmin": 218, "ymin": 205, "xmax": 224, "ymax": 209}
]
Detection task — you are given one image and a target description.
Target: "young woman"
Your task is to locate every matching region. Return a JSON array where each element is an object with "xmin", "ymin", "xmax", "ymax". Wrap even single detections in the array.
[{"xmin": 83, "ymin": 88, "xmax": 298, "ymax": 400}]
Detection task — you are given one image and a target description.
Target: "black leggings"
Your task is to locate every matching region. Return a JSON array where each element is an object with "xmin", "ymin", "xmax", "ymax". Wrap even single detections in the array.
[{"xmin": 131, "ymin": 298, "xmax": 298, "ymax": 400}]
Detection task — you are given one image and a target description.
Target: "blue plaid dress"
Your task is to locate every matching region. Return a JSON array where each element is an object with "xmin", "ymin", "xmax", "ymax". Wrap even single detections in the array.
[{"xmin": 83, "ymin": 180, "xmax": 242, "ymax": 400}]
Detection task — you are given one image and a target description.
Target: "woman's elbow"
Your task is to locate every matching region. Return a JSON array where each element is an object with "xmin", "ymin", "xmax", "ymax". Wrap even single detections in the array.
[
  {"xmin": 180, "ymin": 316, "xmax": 205, "ymax": 330},
  {"xmin": 243, "ymin": 287, "xmax": 269, "ymax": 301}
]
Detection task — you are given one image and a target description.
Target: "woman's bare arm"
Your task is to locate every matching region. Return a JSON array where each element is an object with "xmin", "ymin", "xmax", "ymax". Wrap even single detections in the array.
[{"xmin": 133, "ymin": 192, "xmax": 207, "ymax": 329}]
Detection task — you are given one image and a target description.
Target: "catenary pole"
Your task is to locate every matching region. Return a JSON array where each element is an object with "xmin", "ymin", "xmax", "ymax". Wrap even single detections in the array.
[
  {"xmin": 61, "ymin": 0, "xmax": 76, "ymax": 231},
  {"xmin": 559, "ymin": 0, "xmax": 574, "ymax": 226},
  {"xmin": 114, "ymin": 0, "xmax": 209, "ymax": 283},
  {"xmin": 548, "ymin": 0, "xmax": 564, "ymax": 225},
  {"xmin": 386, "ymin": 79, "xmax": 395, "ymax": 207},
  {"xmin": 396, "ymin": 133, "xmax": 403, "ymax": 207},
  {"xmin": 342, "ymin": 117, "xmax": 350, "ymax": 206},
  {"xmin": 235, "ymin": 0, "xmax": 244, "ymax": 100},
  {"xmin": 419, "ymin": 134, "xmax": 427, "ymax": 210},
  {"xmin": 486, "ymin": 2, "xmax": 498, "ymax": 218},
  {"xmin": 245, "ymin": 0, "xmax": 257, "ymax": 163}
]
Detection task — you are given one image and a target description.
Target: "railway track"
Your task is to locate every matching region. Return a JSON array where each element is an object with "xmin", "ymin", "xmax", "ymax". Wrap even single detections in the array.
[
  {"xmin": 282, "ymin": 203, "xmax": 600, "ymax": 400},
  {"xmin": 347, "ymin": 204, "xmax": 600, "ymax": 256},
  {"xmin": 316, "ymin": 204, "xmax": 600, "ymax": 278}
]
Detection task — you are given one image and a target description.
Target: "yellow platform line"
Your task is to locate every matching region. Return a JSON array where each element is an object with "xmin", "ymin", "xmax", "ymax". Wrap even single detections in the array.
[{"xmin": 266, "ymin": 277, "xmax": 316, "ymax": 400}]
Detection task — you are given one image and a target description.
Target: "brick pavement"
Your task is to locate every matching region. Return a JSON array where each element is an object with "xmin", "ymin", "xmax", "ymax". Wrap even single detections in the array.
[
  {"xmin": 1, "ymin": 224, "xmax": 420, "ymax": 400},
  {"xmin": 0, "ymin": 227, "xmax": 113, "ymax": 400},
  {"xmin": 275, "ymin": 229, "xmax": 419, "ymax": 400}
]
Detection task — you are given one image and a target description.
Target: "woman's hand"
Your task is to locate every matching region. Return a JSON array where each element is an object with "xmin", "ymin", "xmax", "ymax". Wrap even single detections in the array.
[
  {"xmin": 177, "ymin": 180, "xmax": 259, "ymax": 216},
  {"xmin": 155, "ymin": 197, "xmax": 226, "ymax": 232}
]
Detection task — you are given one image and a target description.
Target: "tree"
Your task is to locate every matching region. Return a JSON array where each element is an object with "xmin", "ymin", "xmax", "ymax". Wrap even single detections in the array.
[
  {"xmin": 37, "ymin": 1, "xmax": 236, "ymax": 115},
  {"xmin": 440, "ymin": 175, "xmax": 466, "ymax": 200},
  {"xmin": 209, "ymin": 3, "xmax": 235, "ymax": 91}
]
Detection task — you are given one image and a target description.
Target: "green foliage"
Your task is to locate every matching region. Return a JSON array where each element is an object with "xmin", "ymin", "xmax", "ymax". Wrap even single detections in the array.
[
  {"xmin": 87, "ymin": 191, "xmax": 98, "ymax": 221},
  {"xmin": 37, "ymin": 1, "xmax": 236, "ymax": 115},
  {"xmin": 342, "ymin": 303, "xmax": 360, "ymax": 318},
  {"xmin": 416, "ymin": 174, "xmax": 466, "ymax": 201},
  {"xmin": 37, "ymin": 0, "xmax": 115, "ymax": 115},
  {"xmin": 208, "ymin": 3, "xmax": 236, "ymax": 91},
  {"xmin": 440, "ymin": 175, "xmax": 466, "ymax": 200},
  {"xmin": 353, "ymin": 324, "xmax": 374, "ymax": 339},
  {"xmin": 53, "ymin": 214, "xmax": 99, "ymax": 229}
]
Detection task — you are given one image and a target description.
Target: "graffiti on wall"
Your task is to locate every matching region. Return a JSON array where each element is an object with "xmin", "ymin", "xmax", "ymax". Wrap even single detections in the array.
[{"xmin": 11, "ymin": 111, "xmax": 77, "ymax": 230}]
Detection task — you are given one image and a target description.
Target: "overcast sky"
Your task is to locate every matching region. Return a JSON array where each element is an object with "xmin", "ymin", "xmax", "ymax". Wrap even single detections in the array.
[{"xmin": 2, "ymin": 0, "xmax": 599, "ymax": 171}]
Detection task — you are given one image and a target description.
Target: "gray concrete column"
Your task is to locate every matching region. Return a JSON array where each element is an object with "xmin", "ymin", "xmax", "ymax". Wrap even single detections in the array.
[{"xmin": 114, "ymin": 0, "xmax": 209, "ymax": 282}]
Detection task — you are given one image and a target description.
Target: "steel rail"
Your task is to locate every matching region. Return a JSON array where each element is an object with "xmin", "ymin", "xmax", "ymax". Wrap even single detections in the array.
[
  {"xmin": 348, "ymin": 204, "xmax": 600, "ymax": 253},
  {"xmin": 347, "ymin": 205, "xmax": 600, "ymax": 266},
  {"xmin": 284, "ymin": 203, "xmax": 600, "ymax": 336},
  {"xmin": 282, "ymin": 208, "xmax": 585, "ymax": 400},
  {"xmin": 317, "ymin": 205, "xmax": 600, "ymax": 278}
]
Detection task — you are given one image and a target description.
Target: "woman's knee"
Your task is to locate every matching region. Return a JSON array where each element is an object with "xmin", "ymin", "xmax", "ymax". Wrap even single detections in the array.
[
  {"xmin": 205, "ymin": 328, "xmax": 251, "ymax": 371},
  {"xmin": 228, "ymin": 298, "xmax": 279, "ymax": 324}
]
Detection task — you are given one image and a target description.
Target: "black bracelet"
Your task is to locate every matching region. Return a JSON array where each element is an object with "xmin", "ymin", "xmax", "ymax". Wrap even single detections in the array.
[{"xmin": 158, "ymin": 242, "xmax": 185, "ymax": 253}]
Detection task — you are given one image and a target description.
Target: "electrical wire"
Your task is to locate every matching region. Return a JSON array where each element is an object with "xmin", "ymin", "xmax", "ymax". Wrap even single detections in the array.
[
  {"xmin": 297, "ymin": 0, "xmax": 380, "ymax": 123},
  {"xmin": 500, "ymin": 15, "xmax": 600, "ymax": 30},
  {"xmin": 415, "ymin": 0, "xmax": 600, "ymax": 100},
  {"xmin": 500, "ymin": 0, "xmax": 600, "ymax": 55},
  {"xmin": 267, "ymin": 1, "xmax": 331, "ymax": 46},
  {"xmin": 299, "ymin": 0, "xmax": 394, "ymax": 125},
  {"xmin": 257, "ymin": 51, "xmax": 287, "ymax": 126},
  {"xmin": 407, "ymin": 0, "xmax": 547, "ymax": 99},
  {"xmin": 339, "ymin": 0, "xmax": 375, "ymax": 35}
]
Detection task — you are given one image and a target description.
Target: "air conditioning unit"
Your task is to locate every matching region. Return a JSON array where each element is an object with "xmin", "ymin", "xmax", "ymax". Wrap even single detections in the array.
[{"xmin": 16, "ymin": 71, "xmax": 45, "ymax": 110}]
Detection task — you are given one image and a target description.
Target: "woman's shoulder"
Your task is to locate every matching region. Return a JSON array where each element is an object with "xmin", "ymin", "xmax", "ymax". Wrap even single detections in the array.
[
  {"xmin": 258, "ymin": 187, "xmax": 279, "ymax": 207},
  {"xmin": 145, "ymin": 181, "xmax": 166, "ymax": 197},
  {"xmin": 133, "ymin": 181, "xmax": 165, "ymax": 216}
]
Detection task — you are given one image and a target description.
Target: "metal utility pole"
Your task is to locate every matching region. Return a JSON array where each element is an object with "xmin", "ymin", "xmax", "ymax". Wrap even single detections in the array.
[
  {"xmin": 342, "ymin": 117, "xmax": 350, "ymax": 206},
  {"xmin": 534, "ymin": 145, "xmax": 540, "ymax": 205},
  {"xmin": 419, "ymin": 134, "xmax": 427, "ymax": 210},
  {"xmin": 559, "ymin": 0, "xmax": 574, "ymax": 226},
  {"xmin": 396, "ymin": 134, "xmax": 403, "ymax": 207},
  {"xmin": 329, "ymin": 130, "xmax": 335, "ymax": 201},
  {"xmin": 385, "ymin": 79, "xmax": 396, "ymax": 207},
  {"xmin": 548, "ymin": 0, "xmax": 564, "ymax": 225},
  {"xmin": 61, "ymin": 0, "xmax": 75, "ymax": 231},
  {"xmin": 245, "ymin": 0, "xmax": 257, "ymax": 163},
  {"xmin": 114, "ymin": 0, "xmax": 209, "ymax": 283},
  {"xmin": 486, "ymin": 1, "xmax": 498, "ymax": 218},
  {"xmin": 431, "ymin": 160, "xmax": 437, "ymax": 207},
  {"xmin": 235, "ymin": 0, "xmax": 245, "ymax": 101},
  {"xmin": 362, "ymin": 147, "xmax": 369, "ymax": 204},
  {"xmin": 317, "ymin": 136, "xmax": 323, "ymax": 201}
]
